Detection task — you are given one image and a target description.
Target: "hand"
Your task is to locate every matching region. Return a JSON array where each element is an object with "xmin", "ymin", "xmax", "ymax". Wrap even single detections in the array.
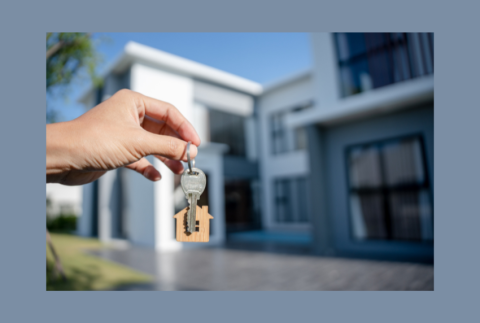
[{"xmin": 46, "ymin": 89, "xmax": 200, "ymax": 186}]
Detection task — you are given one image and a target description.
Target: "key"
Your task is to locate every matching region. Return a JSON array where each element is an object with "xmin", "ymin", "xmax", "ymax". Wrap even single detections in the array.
[{"xmin": 181, "ymin": 167, "xmax": 206, "ymax": 233}]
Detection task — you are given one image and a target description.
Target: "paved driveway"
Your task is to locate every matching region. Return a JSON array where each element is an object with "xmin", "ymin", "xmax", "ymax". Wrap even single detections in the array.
[{"xmin": 89, "ymin": 243, "xmax": 433, "ymax": 291}]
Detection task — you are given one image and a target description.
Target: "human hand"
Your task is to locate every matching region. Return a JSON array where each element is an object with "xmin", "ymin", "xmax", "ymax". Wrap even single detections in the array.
[{"xmin": 46, "ymin": 89, "xmax": 200, "ymax": 186}]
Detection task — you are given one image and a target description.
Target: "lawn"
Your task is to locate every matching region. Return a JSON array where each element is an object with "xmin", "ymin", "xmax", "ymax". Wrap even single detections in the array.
[{"xmin": 46, "ymin": 233, "xmax": 152, "ymax": 291}]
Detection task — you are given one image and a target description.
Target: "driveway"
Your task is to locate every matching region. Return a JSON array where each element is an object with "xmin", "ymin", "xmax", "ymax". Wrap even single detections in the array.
[{"xmin": 89, "ymin": 242, "xmax": 433, "ymax": 291}]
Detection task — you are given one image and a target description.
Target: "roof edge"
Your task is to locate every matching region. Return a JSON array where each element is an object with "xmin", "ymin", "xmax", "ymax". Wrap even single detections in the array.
[{"xmin": 125, "ymin": 42, "xmax": 262, "ymax": 95}]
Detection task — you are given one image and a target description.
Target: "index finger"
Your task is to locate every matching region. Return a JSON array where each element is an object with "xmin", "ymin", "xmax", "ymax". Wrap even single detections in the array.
[{"xmin": 137, "ymin": 93, "xmax": 201, "ymax": 146}]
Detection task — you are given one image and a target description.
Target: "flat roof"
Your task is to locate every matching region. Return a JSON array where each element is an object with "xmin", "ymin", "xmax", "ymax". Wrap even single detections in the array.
[{"xmin": 79, "ymin": 41, "xmax": 266, "ymax": 104}]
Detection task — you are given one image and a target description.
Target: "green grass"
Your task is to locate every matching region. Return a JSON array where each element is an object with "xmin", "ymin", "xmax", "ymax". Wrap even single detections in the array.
[{"xmin": 47, "ymin": 233, "xmax": 152, "ymax": 291}]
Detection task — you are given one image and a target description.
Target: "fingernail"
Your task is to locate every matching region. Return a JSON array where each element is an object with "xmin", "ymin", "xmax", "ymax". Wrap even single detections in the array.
[{"xmin": 191, "ymin": 144, "xmax": 198, "ymax": 157}]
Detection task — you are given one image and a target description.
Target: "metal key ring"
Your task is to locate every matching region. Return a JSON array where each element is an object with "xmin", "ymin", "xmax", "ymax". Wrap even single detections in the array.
[{"xmin": 186, "ymin": 141, "xmax": 195, "ymax": 174}]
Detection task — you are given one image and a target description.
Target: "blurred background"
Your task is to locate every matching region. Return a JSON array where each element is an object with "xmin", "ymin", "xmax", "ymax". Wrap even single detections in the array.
[{"xmin": 46, "ymin": 32, "xmax": 434, "ymax": 291}]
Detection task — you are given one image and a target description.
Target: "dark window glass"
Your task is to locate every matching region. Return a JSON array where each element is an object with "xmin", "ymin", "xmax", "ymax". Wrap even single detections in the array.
[
  {"xmin": 273, "ymin": 177, "xmax": 310, "ymax": 224},
  {"xmin": 209, "ymin": 109, "xmax": 246, "ymax": 157},
  {"xmin": 347, "ymin": 136, "xmax": 433, "ymax": 242},
  {"xmin": 225, "ymin": 179, "xmax": 262, "ymax": 232},
  {"xmin": 335, "ymin": 33, "xmax": 434, "ymax": 97}
]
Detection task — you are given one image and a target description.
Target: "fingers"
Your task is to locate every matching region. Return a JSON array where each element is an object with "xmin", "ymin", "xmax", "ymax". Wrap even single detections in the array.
[
  {"xmin": 125, "ymin": 158, "xmax": 161, "ymax": 181},
  {"xmin": 154, "ymin": 155, "xmax": 184, "ymax": 174},
  {"xmin": 138, "ymin": 94, "xmax": 201, "ymax": 146},
  {"xmin": 142, "ymin": 116, "xmax": 182, "ymax": 139},
  {"xmin": 141, "ymin": 131, "xmax": 198, "ymax": 162}
]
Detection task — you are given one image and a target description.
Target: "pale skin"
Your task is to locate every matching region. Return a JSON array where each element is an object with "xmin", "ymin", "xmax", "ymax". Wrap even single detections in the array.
[{"xmin": 46, "ymin": 89, "xmax": 200, "ymax": 186}]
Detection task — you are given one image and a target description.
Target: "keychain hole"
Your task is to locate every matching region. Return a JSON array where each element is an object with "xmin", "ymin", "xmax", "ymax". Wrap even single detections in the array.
[{"xmin": 187, "ymin": 169, "xmax": 199, "ymax": 176}]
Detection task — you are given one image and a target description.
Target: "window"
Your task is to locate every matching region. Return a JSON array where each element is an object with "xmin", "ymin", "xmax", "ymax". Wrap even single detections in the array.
[
  {"xmin": 270, "ymin": 101, "xmax": 312, "ymax": 155},
  {"xmin": 209, "ymin": 109, "xmax": 246, "ymax": 157},
  {"xmin": 335, "ymin": 33, "xmax": 434, "ymax": 97},
  {"xmin": 271, "ymin": 112, "xmax": 286, "ymax": 154},
  {"xmin": 273, "ymin": 177, "xmax": 310, "ymax": 224},
  {"xmin": 347, "ymin": 136, "xmax": 433, "ymax": 242}
]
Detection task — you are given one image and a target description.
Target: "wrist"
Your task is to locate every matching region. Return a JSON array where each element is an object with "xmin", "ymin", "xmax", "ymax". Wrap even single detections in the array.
[{"xmin": 46, "ymin": 121, "xmax": 77, "ymax": 183}]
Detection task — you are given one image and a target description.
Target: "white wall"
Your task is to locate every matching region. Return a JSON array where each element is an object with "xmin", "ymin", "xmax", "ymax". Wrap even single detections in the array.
[
  {"xmin": 257, "ymin": 73, "xmax": 314, "ymax": 231},
  {"xmin": 46, "ymin": 184, "xmax": 82, "ymax": 217},
  {"xmin": 193, "ymin": 80, "xmax": 254, "ymax": 117}
]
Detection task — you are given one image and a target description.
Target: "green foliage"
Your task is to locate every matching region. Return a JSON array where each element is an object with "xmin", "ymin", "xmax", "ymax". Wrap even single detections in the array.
[
  {"xmin": 47, "ymin": 215, "xmax": 77, "ymax": 232},
  {"xmin": 46, "ymin": 33, "xmax": 102, "ymax": 91},
  {"xmin": 46, "ymin": 33, "xmax": 103, "ymax": 123}
]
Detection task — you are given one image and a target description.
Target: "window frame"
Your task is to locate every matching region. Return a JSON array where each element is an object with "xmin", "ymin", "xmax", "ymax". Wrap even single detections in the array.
[
  {"xmin": 272, "ymin": 176, "xmax": 310, "ymax": 224},
  {"xmin": 334, "ymin": 33, "xmax": 434, "ymax": 97},
  {"xmin": 269, "ymin": 100, "xmax": 314, "ymax": 156},
  {"xmin": 344, "ymin": 133, "xmax": 433, "ymax": 243}
]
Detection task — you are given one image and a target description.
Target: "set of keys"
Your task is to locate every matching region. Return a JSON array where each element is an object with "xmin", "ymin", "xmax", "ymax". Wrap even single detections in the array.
[{"xmin": 180, "ymin": 142, "xmax": 207, "ymax": 233}]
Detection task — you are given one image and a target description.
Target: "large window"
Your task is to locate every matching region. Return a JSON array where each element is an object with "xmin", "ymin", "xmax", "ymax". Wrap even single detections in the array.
[
  {"xmin": 347, "ymin": 135, "xmax": 433, "ymax": 242},
  {"xmin": 273, "ymin": 177, "xmax": 310, "ymax": 224},
  {"xmin": 335, "ymin": 33, "xmax": 434, "ymax": 97},
  {"xmin": 209, "ymin": 109, "xmax": 246, "ymax": 157},
  {"xmin": 270, "ymin": 101, "xmax": 312, "ymax": 155}
]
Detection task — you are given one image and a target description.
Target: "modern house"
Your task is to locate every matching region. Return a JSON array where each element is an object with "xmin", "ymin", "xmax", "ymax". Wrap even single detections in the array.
[{"xmin": 77, "ymin": 33, "xmax": 433, "ymax": 262}]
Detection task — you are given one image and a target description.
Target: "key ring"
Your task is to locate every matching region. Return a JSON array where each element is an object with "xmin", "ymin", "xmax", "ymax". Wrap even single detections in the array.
[{"xmin": 186, "ymin": 141, "xmax": 195, "ymax": 174}]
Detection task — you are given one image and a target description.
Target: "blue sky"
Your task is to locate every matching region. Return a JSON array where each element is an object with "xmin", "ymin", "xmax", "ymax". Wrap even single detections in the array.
[{"xmin": 49, "ymin": 33, "xmax": 312, "ymax": 121}]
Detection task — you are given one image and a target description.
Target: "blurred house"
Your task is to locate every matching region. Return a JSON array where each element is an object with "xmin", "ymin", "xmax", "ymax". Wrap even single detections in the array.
[{"xmin": 77, "ymin": 33, "xmax": 433, "ymax": 262}]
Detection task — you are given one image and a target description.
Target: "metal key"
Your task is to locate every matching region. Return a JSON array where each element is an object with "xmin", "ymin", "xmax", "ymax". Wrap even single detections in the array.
[{"xmin": 180, "ymin": 142, "xmax": 206, "ymax": 233}]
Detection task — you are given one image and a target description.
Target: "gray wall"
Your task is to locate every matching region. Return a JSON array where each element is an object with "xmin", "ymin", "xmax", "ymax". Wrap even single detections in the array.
[
  {"xmin": 309, "ymin": 104, "xmax": 434, "ymax": 262},
  {"xmin": 78, "ymin": 181, "xmax": 96, "ymax": 237},
  {"xmin": 123, "ymin": 156, "xmax": 156, "ymax": 247}
]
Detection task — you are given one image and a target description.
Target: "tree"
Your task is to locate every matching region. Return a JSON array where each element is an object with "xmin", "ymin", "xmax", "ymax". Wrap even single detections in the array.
[
  {"xmin": 46, "ymin": 33, "xmax": 102, "ymax": 123},
  {"xmin": 46, "ymin": 33, "xmax": 102, "ymax": 281}
]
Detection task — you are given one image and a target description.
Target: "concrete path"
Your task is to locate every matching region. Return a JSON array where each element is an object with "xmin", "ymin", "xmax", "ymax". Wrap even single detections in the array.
[{"xmin": 89, "ymin": 243, "xmax": 433, "ymax": 291}]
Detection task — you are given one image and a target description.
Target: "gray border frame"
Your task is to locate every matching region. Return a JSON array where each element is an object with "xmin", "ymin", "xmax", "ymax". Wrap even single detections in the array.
[{"xmin": 0, "ymin": 0, "xmax": 478, "ymax": 321}]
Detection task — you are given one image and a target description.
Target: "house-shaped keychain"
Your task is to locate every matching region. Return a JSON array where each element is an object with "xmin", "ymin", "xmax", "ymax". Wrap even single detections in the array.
[{"xmin": 173, "ymin": 205, "xmax": 213, "ymax": 242}]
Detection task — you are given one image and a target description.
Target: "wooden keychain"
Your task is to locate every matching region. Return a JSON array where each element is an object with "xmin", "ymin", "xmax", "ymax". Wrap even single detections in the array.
[{"xmin": 173, "ymin": 142, "xmax": 213, "ymax": 242}]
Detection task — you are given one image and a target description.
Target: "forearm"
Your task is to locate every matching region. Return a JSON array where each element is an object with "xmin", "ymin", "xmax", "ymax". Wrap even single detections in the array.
[{"xmin": 46, "ymin": 122, "xmax": 76, "ymax": 183}]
